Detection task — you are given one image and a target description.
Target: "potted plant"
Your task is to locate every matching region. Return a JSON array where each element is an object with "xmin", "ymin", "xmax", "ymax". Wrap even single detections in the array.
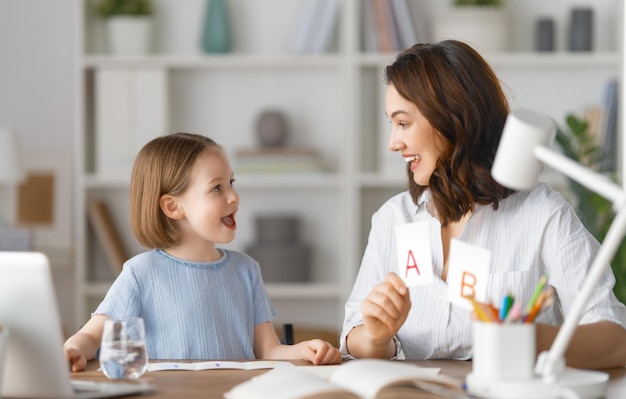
[
  {"xmin": 95, "ymin": 0, "xmax": 154, "ymax": 55},
  {"xmin": 556, "ymin": 114, "xmax": 626, "ymax": 303},
  {"xmin": 432, "ymin": 0, "xmax": 510, "ymax": 53}
]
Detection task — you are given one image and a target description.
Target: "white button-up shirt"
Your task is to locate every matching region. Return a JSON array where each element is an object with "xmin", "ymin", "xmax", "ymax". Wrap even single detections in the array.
[{"xmin": 341, "ymin": 183, "xmax": 626, "ymax": 360}]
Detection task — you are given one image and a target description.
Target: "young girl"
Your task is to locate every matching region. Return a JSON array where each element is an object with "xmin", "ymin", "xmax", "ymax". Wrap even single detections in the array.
[{"xmin": 64, "ymin": 133, "xmax": 341, "ymax": 372}]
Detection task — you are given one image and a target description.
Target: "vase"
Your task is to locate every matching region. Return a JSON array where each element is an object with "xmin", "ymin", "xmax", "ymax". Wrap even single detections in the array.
[
  {"xmin": 201, "ymin": 0, "xmax": 232, "ymax": 53},
  {"xmin": 106, "ymin": 16, "xmax": 153, "ymax": 55}
]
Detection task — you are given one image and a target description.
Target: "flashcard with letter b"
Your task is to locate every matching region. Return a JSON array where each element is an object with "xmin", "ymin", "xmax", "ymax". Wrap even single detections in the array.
[
  {"xmin": 394, "ymin": 222, "xmax": 433, "ymax": 287},
  {"xmin": 446, "ymin": 238, "xmax": 491, "ymax": 310}
]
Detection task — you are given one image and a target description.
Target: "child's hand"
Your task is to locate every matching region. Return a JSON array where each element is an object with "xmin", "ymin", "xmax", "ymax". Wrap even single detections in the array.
[
  {"xmin": 64, "ymin": 345, "xmax": 87, "ymax": 372},
  {"xmin": 299, "ymin": 339, "xmax": 342, "ymax": 365}
]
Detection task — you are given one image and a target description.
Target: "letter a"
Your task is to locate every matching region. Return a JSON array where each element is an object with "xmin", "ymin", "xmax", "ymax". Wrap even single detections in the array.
[{"xmin": 405, "ymin": 250, "xmax": 420, "ymax": 277}]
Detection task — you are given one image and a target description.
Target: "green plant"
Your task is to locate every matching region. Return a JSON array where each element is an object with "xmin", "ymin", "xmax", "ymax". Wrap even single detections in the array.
[
  {"xmin": 556, "ymin": 114, "xmax": 626, "ymax": 303},
  {"xmin": 95, "ymin": 0, "xmax": 153, "ymax": 18},
  {"xmin": 454, "ymin": 0, "xmax": 503, "ymax": 6}
]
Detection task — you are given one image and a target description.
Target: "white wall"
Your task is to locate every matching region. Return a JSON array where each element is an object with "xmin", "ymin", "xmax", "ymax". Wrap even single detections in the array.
[{"xmin": 0, "ymin": 0, "xmax": 75, "ymax": 333}]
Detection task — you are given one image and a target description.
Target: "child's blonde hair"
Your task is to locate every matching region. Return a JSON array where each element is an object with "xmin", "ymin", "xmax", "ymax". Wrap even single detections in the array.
[{"xmin": 129, "ymin": 132, "xmax": 222, "ymax": 248}]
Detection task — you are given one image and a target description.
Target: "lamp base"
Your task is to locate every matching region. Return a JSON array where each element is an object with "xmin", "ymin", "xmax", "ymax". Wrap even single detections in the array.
[{"xmin": 466, "ymin": 369, "xmax": 608, "ymax": 399}]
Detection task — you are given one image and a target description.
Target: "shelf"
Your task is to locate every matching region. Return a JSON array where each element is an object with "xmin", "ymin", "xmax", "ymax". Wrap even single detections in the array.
[
  {"xmin": 357, "ymin": 52, "xmax": 621, "ymax": 69},
  {"xmin": 82, "ymin": 54, "xmax": 345, "ymax": 70},
  {"xmin": 83, "ymin": 173, "xmax": 342, "ymax": 190},
  {"xmin": 359, "ymin": 173, "xmax": 406, "ymax": 188}
]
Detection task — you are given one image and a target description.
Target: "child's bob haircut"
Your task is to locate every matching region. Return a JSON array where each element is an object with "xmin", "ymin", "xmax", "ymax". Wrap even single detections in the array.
[{"xmin": 129, "ymin": 132, "xmax": 222, "ymax": 249}]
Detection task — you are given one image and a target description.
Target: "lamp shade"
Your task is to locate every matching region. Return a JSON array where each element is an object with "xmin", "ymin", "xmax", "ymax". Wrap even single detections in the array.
[
  {"xmin": 491, "ymin": 109, "xmax": 556, "ymax": 190},
  {"xmin": 0, "ymin": 128, "xmax": 25, "ymax": 184}
]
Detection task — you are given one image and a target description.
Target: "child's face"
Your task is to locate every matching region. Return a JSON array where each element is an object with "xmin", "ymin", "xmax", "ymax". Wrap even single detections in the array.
[{"xmin": 175, "ymin": 149, "xmax": 239, "ymax": 245}]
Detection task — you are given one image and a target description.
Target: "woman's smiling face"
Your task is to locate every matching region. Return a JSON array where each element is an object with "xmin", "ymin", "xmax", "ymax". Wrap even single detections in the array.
[{"xmin": 386, "ymin": 84, "xmax": 446, "ymax": 187}]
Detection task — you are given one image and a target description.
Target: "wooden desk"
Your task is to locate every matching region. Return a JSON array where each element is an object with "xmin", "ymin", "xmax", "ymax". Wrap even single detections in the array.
[{"xmin": 73, "ymin": 359, "xmax": 626, "ymax": 398}]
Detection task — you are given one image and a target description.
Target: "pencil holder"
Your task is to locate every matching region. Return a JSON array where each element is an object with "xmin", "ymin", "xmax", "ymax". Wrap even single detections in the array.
[{"xmin": 472, "ymin": 321, "xmax": 536, "ymax": 381}]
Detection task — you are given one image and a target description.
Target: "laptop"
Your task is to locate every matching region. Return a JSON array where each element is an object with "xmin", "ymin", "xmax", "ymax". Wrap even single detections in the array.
[{"xmin": 0, "ymin": 251, "xmax": 155, "ymax": 398}]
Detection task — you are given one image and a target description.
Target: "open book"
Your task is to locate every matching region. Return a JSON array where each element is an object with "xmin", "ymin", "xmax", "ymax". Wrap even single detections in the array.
[
  {"xmin": 148, "ymin": 360, "xmax": 294, "ymax": 372},
  {"xmin": 224, "ymin": 359, "xmax": 466, "ymax": 399}
]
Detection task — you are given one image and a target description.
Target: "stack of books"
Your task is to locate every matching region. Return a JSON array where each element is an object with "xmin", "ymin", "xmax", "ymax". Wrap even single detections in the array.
[{"xmin": 234, "ymin": 147, "xmax": 328, "ymax": 175}]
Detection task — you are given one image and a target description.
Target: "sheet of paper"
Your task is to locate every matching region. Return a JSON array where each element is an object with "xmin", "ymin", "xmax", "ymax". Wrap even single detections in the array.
[
  {"xmin": 395, "ymin": 222, "xmax": 433, "ymax": 287},
  {"xmin": 446, "ymin": 238, "xmax": 492, "ymax": 310}
]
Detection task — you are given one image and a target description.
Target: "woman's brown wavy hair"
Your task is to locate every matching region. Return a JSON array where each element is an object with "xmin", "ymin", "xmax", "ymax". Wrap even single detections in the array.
[{"xmin": 384, "ymin": 40, "xmax": 515, "ymax": 226}]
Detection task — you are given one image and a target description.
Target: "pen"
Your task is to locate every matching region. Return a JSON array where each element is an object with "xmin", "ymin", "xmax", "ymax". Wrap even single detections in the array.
[
  {"xmin": 504, "ymin": 300, "xmax": 522, "ymax": 323},
  {"xmin": 525, "ymin": 274, "xmax": 548, "ymax": 314},
  {"xmin": 499, "ymin": 294, "xmax": 513, "ymax": 321}
]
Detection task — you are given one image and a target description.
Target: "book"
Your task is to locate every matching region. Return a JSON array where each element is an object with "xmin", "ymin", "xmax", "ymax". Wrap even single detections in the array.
[
  {"xmin": 288, "ymin": 0, "xmax": 340, "ymax": 54},
  {"xmin": 234, "ymin": 147, "xmax": 328, "ymax": 174},
  {"xmin": 390, "ymin": 0, "xmax": 418, "ymax": 50},
  {"xmin": 95, "ymin": 68, "xmax": 167, "ymax": 178},
  {"xmin": 87, "ymin": 201, "xmax": 128, "ymax": 275},
  {"xmin": 148, "ymin": 360, "xmax": 295, "ymax": 372},
  {"xmin": 224, "ymin": 359, "xmax": 466, "ymax": 399},
  {"xmin": 600, "ymin": 79, "xmax": 618, "ymax": 172},
  {"xmin": 308, "ymin": 0, "xmax": 340, "ymax": 53}
]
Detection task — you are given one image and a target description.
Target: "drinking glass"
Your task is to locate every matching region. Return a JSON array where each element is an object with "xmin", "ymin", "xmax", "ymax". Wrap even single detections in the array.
[{"xmin": 99, "ymin": 317, "xmax": 149, "ymax": 379}]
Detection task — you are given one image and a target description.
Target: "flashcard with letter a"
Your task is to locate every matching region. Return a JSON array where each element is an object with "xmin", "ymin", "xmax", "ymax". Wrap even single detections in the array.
[
  {"xmin": 394, "ymin": 222, "xmax": 434, "ymax": 287},
  {"xmin": 446, "ymin": 238, "xmax": 491, "ymax": 310}
]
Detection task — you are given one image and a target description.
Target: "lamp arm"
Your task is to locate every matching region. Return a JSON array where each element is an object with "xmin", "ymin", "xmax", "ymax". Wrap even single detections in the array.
[
  {"xmin": 534, "ymin": 146, "xmax": 625, "ymax": 208},
  {"xmin": 531, "ymin": 145, "xmax": 626, "ymax": 382}
]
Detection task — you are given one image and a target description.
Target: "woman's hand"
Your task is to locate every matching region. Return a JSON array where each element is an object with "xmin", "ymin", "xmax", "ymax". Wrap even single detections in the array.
[{"xmin": 361, "ymin": 272, "xmax": 411, "ymax": 344}]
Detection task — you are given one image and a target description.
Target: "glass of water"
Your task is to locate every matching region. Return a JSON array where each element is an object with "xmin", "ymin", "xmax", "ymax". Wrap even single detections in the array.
[{"xmin": 100, "ymin": 317, "xmax": 149, "ymax": 379}]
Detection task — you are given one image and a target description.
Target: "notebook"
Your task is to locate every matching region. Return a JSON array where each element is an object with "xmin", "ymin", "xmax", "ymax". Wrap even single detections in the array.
[{"xmin": 0, "ymin": 251, "xmax": 155, "ymax": 398}]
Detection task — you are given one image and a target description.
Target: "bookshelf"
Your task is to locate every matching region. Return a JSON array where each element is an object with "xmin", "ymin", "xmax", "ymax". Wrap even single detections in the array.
[{"xmin": 73, "ymin": 0, "xmax": 623, "ymax": 334}]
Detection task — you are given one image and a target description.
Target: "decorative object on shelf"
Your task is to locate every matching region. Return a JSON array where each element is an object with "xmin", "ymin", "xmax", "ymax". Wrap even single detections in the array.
[
  {"xmin": 536, "ymin": 18, "xmax": 555, "ymax": 52},
  {"xmin": 432, "ymin": 0, "xmax": 510, "ymax": 53},
  {"xmin": 569, "ymin": 7, "xmax": 593, "ymax": 52},
  {"xmin": 95, "ymin": 0, "xmax": 154, "ymax": 55},
  {"xmin": 201, "ymin": 0, "xmax": 232, "ymax": 54},
  {"xmin": 246, "ymin": 215, "xmax": 311, "ymax": 283},
  {"xmin": 256, "ymin": 110, "xmax": 289, "ymax": 148}
]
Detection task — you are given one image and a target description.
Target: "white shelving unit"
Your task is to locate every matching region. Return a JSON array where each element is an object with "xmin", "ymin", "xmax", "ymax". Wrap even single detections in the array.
[{"xmin": 73, "ymin": 0, "xmax": 623, "ymax": 335}]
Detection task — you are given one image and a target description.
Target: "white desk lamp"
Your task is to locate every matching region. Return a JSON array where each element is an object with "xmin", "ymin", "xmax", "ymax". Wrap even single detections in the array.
[
  {"xmin": 466, "ymin": 109, "xmax": 622, "ymax": 399},
  {"xmin": 0, "ymin": 128, "xmax": 25, "ymax": 226}
]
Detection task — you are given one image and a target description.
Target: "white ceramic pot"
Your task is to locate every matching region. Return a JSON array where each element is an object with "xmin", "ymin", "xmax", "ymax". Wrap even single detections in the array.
[
  {"xmin": 433, "ymin": 7, "xmax": 510, "ymax": 53},
  {"xmin": 0, "ymin": 326, "xmax": 8, "ymax": 392},
  {"xmin": 106, "ymin": 16, "xmax": 153, "ymax": 55}
]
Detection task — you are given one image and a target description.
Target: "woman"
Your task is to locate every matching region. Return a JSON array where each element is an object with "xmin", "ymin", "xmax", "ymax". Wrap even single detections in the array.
[{"xmin": 340, "ymin": 40, "xmax": 626, "ymax": 369}]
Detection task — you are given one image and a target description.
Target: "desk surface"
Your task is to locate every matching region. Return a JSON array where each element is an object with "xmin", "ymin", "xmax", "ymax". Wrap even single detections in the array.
[{"xmin": 73, "ymin": 359, "xmax": 626, "ymax": 399}]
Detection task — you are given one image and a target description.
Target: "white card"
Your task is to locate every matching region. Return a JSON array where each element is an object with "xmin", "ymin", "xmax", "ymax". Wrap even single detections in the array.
[
  {"xmin": 446, "ymin": 238, "xmax": 492, "ymax": 310},
  {"xmin": 394, "ymin": 222, "xmax": 434, "ymax": 287}
]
